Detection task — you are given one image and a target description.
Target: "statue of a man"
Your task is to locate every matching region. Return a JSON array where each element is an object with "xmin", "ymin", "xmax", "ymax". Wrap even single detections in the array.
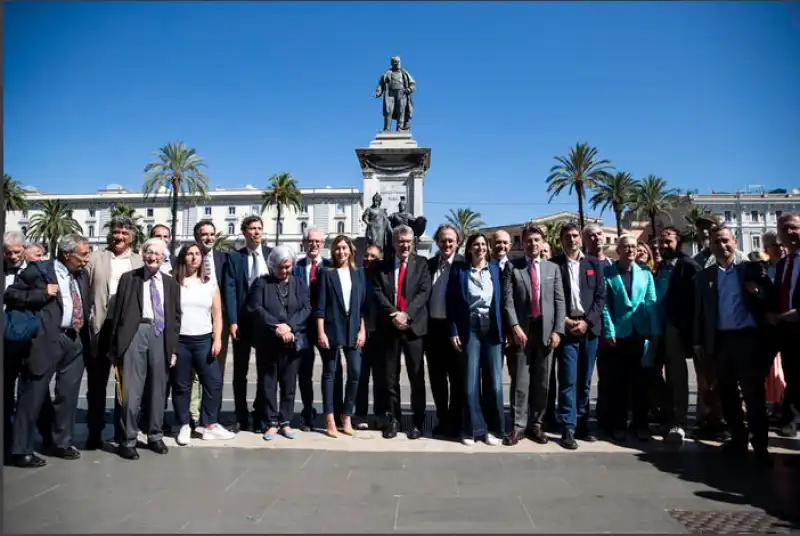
[
  {"xmin": 362, "ymin": 192, "xmax": 390, "ymax": 250},
  {"xmin": 375, "ymin": 56, "xmax": 416, "ymax": 132},
  {"xmin": 389, "ymin": 199, "xmax": 427, "ymax": 239}
]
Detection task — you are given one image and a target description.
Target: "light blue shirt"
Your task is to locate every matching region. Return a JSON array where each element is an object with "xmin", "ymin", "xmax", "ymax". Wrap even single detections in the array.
[
  {"xmin": 467, "ymin": 265, "xmax": 493, "ymax": 316},
  {"xmin": 716, "ymin": 264, "xmax": 756, "ymax": 331},
  {"xmin": 54, "ymin": 260, "xmax": 75, "ymax": 329}
]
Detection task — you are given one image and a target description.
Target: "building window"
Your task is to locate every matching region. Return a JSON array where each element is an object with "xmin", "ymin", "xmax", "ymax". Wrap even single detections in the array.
[
  {"xmin": 300, "ymin": 222, "xmax": 308, "ymax": 236},
  {"xmin": 251, "ymin": 205, "xmax": 259, "ymax": 215},
  {"xmin": 21, "ymin": 225, "xmax": 27, "ymax": 235},
  {"xmin": 750, "ymin": 210, "xmax": 759, "ymax": 222},
  {"xmin": 337, "ymin": 221, "xmax": 345, "ymax": 233},
  {"xmin": 278, "ymin": 221, "xmax": 284, "ymax": 234},
  {"xmin": 301, "ymin": 203, "xmax": 309, "ymax": 214},
  {"xmin": 336, "ymin": 203, "xmax": 345, "ymax": 214},
  {"xmin": 88, "ymin": 225, "xmax": 94, "ymax": 238},
  {"xmin": 605, "ymin": 237, "xmax": 611, "ymax": 244},
  {"xmin": 227, "ymin": 223, "xmax": 235, "ymax": 235},
  {"xmin": 204, "ymin": 206, "xmax": 212, "ymax": 216},
  {"xmin": 228, "ymin": 206, "xmax": 236, "ymax": 216},
  {"xmin": 724, "ymin": 211, "xmax": 731, "ymax": 222},
  {"xmin": 88, "ymin": 209, "xmax": 96, "ymax": 218},
  {"xmin": 21, "ymin": 210, "xmax": 28, "ymax": 218},
  {"xmin": 776, "ymin": 210, "xmax": 783, "ymax": 219},
  {"xmin": 147, "ymin": 224, "xmax": 153, "ymax": 235},
  {"xmin": 146, "ymin": 208, "xmax": 154, "ymax": 218},
  {"xmin": 752, "ymin": 235, "xmax": 761, "ymax": 250}
]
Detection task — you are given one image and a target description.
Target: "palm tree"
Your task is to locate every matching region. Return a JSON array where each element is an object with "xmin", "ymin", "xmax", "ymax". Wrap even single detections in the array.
[
  {"xmin": 629, "ymin": 175, "xmax": 680, "ymax": 239},
  {"xmin": 589, "ymin": 171, "xmax": 639, "ymax": 237},
  {"xmin": 682, "ymin": 205, "xmax": 719, "ymax": 247},
  {"xmin": 260, "ymin": 173, "xmax": 302, "ymax": 246},
  {"xmin": 542, "ymin": 220, "xmax": 565, "ymax": 253},
  {"xmin": 445, "ymin": 208, "xmax": 486, "ymax": 251},
  {"xmin": 3, "ymin": 174, "xmax": 28, "ymax": 235},
  {"xmin": 26, "ymin": 200, "xmax": 83, "ymax": 257},
  {"xmin": 212, "ymin": 230, "xmax": 235, "ymax": 252},
  {"xmin": 103, "ymin": 202, "xmax": 146, "ymax": 251},
  {"xmin": 546, "ymin": 142, "xmax": 614, "ymax": 230},
  {"xmin": 143, "ymin": 141, "xmax": 209, "ymax": 253}
]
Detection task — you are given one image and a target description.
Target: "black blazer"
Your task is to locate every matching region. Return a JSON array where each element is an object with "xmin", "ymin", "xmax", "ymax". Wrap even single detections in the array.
[
  {"xmin": 108, "ymin": 267, "xmax": 182, "ymax": 361},
  {"xmin": 315, "ymin": 267, "xmax": 367, "ymax": 348},
  {"xmin": 223, "ymin": 244, "xmax": 273, "ymax": 331},
  {"xmin": 661, "ymin": 253, "xmax": 701, "ymax": 344},
  {"xmin": 770, "ymin": 253, "xmax": 800, "ymax": 312},
  {"xmin": 372, "ymin": 254, "xmax": 432, "ymax": 337},
  {"xmin": 551, "ymin": 253, "xmax": 605, "ymax": 337},
  {"xmin": 363, "ymin": 264, "xmax": 380, "ymax": 334},
  {"xmin": 5, "ymin": 261, "xmax": 91, "ymax": 376},
  {"xmin": 426, "ymin": 253, "xmax": 466, "ymax": 277},
  {"xmin": 245, "ymin": 274, "xmax": 311, "ymax": 352}
]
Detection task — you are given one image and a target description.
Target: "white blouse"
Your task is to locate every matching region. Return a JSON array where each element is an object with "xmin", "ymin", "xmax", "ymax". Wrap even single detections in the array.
[
  {"xmin": 338, "ymin": 268, "xmax": 352, "ymax": 315},
  {"xmin": 180, "ymin": 278, "xmax": 215, "ymax": 336}
]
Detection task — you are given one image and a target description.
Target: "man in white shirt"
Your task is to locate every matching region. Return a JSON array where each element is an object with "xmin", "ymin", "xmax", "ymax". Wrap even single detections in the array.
[
  {"xmin": 490, "ymin": 230, "xmax": 511, "ymax": 272},
  {"xmin": 4, "ymin": 231, "xmax": 27, "ymax": 291},
  {"xmin": 150, "ymin": 224, "xmax": 173, "ymax": 275},
  {"xmin": 425, "ymin": 224, "xmax": 465, "ymax": 437}
]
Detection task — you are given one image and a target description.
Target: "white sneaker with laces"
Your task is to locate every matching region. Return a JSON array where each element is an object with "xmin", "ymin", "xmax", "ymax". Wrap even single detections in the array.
[
  {"xmin": 484, "ymin": 433, "xmax": 501, "ymax": 446},
  {"xmin": 461, "ymin": 437, "xmax": 476, "ymax": 446},
  {"xmin": 666, "ymin": 426, "xmax": 685, "ymax": 445},
  {"xmin": 176, "ymin": 425, "xmax": 192, "ymax": 446},
  {"xmin": 203, "ymin": 424, "xmax": 236, "ymax": 441}
]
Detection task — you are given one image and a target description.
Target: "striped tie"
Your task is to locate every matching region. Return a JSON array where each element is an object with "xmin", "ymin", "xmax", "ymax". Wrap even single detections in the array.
[
  {"xmin": 150, "ymin": 276, "xmax": 165, "ymax": 337},
  {"xmin": 70, "ymin": 274, "xmax": 84, "ymax": 331}
]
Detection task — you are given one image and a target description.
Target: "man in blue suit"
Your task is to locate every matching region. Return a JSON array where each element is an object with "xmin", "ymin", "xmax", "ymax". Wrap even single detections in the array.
[
  {"xmin": 293, "ymin": 228, "xmax": 342, "ymax": 430},
  {"xmin": 602, "ymin": 235, "xmax": 660, "ymax": 442},
  {"xmin": 224, "ymin": 216, "xmax": 273, "ymax": 432}
]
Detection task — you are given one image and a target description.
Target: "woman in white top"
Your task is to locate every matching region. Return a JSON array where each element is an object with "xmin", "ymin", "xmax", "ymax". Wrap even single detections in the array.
[
  {"xmin": 315, "ymin": 235, "xmax": 367, "ymax": 438},
  {"xmin": 171, "ymin": 244, "xmax": 235, "ymax": 445}
]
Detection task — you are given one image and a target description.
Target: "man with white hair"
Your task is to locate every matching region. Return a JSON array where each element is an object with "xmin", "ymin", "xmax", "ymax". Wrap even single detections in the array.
[
  {"xmin": 108, "ymin": 238, "xmax": 181, "ymax": 460},
  {"xmin": 4, "ymin": 231, "xmax": 27, "ymax": 289}
]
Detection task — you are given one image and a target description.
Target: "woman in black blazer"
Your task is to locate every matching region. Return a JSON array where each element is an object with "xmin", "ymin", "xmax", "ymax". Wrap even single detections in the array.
[
  {"xmin": 316, "ymin": 235, "xmax": 367, "ymax": 438},
  {"xmin": 246, "ymin": 245, "xmax": 310, "ymax": 441}
]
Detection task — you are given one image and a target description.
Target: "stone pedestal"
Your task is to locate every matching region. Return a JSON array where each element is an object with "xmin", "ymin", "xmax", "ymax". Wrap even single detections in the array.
[{"xmin": 355, "ymin": 131, "xmax": 433, "ymax": 258}]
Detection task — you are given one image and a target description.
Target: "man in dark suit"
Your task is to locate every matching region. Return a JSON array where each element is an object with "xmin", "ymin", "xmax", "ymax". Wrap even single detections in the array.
[
  {"xmin": 694, "ymin": 225, "xmax": 773, "ymax": 464},
  {"xmin": 293, "ymin": 227, "xmax": 339, "ymax": 431},
  {"xmin": 192, "ymin": 220, "xmax": 230, "ymax": 426},
  {"xmin": 654, "ymin": 227, "xmax": 701, "ymax": 445},
  {"xmin": 354, "ymin": 244, "xmax": 386, "ymax": 429},
  {"xmin": 551, "ymin": 223, "xmax": 604, "ymax": 449},
  {"xmin": 109, "ymin": 238, "xmax": 181, "ymax": 460},
  {"xmin": 6, "ymin": 234, "xmax": 91, "ymax": 468},
  {"xmin": 503, "ymin": 223, "xmax": 566, "ymax": 446},
  {"xmin": 769, "ymin": 213, "xmax": 799, "ymax": 439},
  {"xmin": 425, "ymin": 223, "xmax": 465, "ymax": 437},
  {"xmin": 225, "ymin": 215, "xmax": 273, "ymax": 432},
  {"xmin": 373, "ymin": 225, "xmax": 432, "ymax": 439}
]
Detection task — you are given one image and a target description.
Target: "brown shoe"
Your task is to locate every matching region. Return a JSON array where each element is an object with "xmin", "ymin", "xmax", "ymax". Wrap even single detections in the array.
[
  {"xmin": 503, "ymin": 429, "xmax": 525, "ymax": 446},
  {"xmin": 528, "ymin": 426, "xmax": 549, "ymax": 445}
]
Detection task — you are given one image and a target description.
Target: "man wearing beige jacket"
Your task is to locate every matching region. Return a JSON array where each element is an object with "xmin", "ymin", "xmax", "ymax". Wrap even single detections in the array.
[{"xmin": 85, "ymin": 216, "xmax": 143, "ymax": 450}]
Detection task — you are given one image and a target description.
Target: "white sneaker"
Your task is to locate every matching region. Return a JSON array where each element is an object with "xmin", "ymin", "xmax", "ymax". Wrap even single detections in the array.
[
  {"xmin": 484, "ymin": 433, "xmax": 501, "ymax": 446},
  {"xmin": 461, "ymin": 437, "xmax": 476, "ymax": 446},
  {"xmin": 176, "ymin": 425, "xmax": 192, "ymax": 446},
  {"xmin": 202, "ymin": 424, "xmax": 235, "ymax": 441},
  {"xmin": 666, "ymin": 426, "xmax": 685, "ymax": 445}
]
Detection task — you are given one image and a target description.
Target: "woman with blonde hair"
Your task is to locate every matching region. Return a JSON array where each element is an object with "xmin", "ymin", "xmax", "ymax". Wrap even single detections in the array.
[
  {"xmin": 316, "ymin": 235, "xmax": 367, "ymax": 437},
  {"xmin": 636, "ymin": 242, "xmax": 655, "ymax": 272}
]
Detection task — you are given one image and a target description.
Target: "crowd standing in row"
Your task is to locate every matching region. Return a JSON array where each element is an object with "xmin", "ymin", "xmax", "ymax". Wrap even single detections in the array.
[{"xmin": 2, "ymin": 212, "xmax": 798, "ymax": 467}]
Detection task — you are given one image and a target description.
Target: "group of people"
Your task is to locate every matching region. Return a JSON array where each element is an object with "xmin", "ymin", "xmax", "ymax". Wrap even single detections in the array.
[{"xmin": 3, "ymin": 210, "xmax": 798, "ymax": 468}]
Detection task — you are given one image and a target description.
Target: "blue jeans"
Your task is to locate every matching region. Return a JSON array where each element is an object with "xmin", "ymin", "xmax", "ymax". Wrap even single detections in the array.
[
  {"xmin": 171, "ymin": 334, "xmax": 222, "ymax": 427},
  {"xmin": 556, "ymin": 334, "xmax": 599, "ymax": 431},
  {"xmin": 462, "ymin": 319, "xmax": 505, "ymax": 439},
  {"xmin": 322, "ymin": 347, "xmax": 362, "ymax": 416}
]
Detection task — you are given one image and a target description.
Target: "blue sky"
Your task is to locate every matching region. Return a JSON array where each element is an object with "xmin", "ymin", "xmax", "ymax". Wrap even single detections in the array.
[{"xmin": 5, "ymin": 2, "xmax": 800, "ymax": 228}]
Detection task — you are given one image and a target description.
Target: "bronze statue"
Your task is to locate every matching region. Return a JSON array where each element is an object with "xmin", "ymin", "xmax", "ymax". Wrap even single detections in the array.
[
  {"xmin": 361, "ymin": 192, "xmax": 391, "ymax": 251},
  {"xmin": 375, "ymin": 56, "xmax": 416, "ymax": 132},
  {"xmin": 389, "ymin": 199, "xmax": 427, "ymax": 241}
]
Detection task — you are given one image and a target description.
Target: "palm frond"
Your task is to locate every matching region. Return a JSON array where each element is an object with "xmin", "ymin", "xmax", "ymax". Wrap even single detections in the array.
[
  {"xmin": 261, "ymin": 172, "xmax": 302, "ymax": 245},
  {"xmin": 26, "ymin": 200, "xmax": 83, "ymax": 256},
  {"xmin": 444, "ymin": 207, "xmax": 486, "ymax": 250}
]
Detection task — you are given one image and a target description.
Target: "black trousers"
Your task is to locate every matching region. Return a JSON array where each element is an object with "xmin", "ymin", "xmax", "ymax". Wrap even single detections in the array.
[
  {"xmin": 86, "ymin": 320, "xmax": 122, "ymax": 440},
  {"xmin": 715, "ymin": 328, "xmax": 769, "ymax": 450},
  {"xmin": 384, "ymin": 328, "xmax": 426, "ymax": 428},
  {"xmin": 297, "ymin": 334, "xmax": 343, "ymax": 422},
  {"xmin": 3, "ymin": 340, "xmax": 53, "ymax": 456},
  {"xmin": 778, "ymin": 332, "xmax": 798, "ymax": 426},
  {"xmin": 608, "ymin": 334, "xmax": 649, "ymax": 432},
  {"xmin": 256, "ymin": 345, "xmax": 301, "ymax": 428},
  {"xmin": 12, "ymin": 332, "xmax": 85, "ymax": 456},
  {"xmin": 424, "ymin": 319, "xmax": 462, "ymax": 432},
  {"xmin": 355, "ymin": 335, "xmax": 387, "ymax": 419},
  {"xmin": 232, "ymin": 335, "xmax": 263, "ymax": 426},
  {"xmin": 595, "ymin": 343, "xmax": 613, "ymax": 431}
]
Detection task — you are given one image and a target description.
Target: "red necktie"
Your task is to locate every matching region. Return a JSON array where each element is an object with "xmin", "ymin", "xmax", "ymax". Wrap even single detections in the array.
[
  {"xmin": 529, "ymin": 260, "xmax": 541, "ymax": 319},
  {"xmin": 781, "ymin": 255, "xmax": 794, "ymax": 313},
  {"xmin": 70, "ymin": 274, "xmax": 84, "ymax": 331},
  {"xmin": 397, "ymin": 261, "xmax": 407, "ymax": 312},
  {"xmin": 310, "ymin": 262, "xmax": 318, "ymax": 284}
]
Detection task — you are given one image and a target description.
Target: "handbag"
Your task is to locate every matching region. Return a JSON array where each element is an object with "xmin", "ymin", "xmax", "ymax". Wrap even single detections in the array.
[{"xmin": 3, "ymin": 263, "xmax": 46, "ymax": 342}]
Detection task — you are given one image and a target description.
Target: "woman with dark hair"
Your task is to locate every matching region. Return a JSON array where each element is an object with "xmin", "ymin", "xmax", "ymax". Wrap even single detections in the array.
[
  {"xmin": 447, "ymin": 232, "xmax": 505, "ymax": 446},
  {"xmin": 316, "ymin": 235, "xmax": 367, "ymax": 437},
  {"xmin": 171, "ymin": 243, "xmax": 234, "ymax": 445},
  {"xmin": 247, "ymin": 245, "xmax": 310, "ymax": 440}
]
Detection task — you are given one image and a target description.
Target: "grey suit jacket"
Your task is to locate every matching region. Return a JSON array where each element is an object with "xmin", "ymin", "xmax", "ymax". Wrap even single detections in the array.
[
  {"xmin": 502, "ymin": 256, "xmax": 566, "ymax": 345},
  {"xmin": 88, "ymin": 247, "xmax": 143, "ymax": 337}
]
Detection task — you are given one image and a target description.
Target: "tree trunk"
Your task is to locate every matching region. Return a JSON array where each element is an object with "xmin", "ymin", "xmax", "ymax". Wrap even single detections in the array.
[
  {"xmin": 50, "ymin": 237, "xmax": 57, "ymax": 261},
  {"xmin": 276, "ymin": 205, "xmax": 282, "ymax": 246},
  {"xmin": 615, "ymin": 212, "xmax": 623, "ymax": 239},
  {"xmin": 170, "ymin": 178, "xmax": 180, "ymax": 255},
  {"xmin": 650, "ymin": 212, "xmax": 657, "ymax": 240},
  {"xmin": 576, "ymin": 184, "xmax": 586, "ymax": 230}
]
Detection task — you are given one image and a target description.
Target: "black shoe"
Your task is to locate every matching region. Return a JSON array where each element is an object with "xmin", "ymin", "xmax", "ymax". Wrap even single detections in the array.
[
  {"xmin": 11, "ymin": 454, "xmax": 47, "ymax": 468},
  {"xmin": 612, "ymin": 430, "xmax": 628, "ymax": 442},
  {"xmin": 719, "ymin": 440, "xmax": 748, "ymax": 457},
  {"xmin": 118, "ymin": 446, "xmax": 139, "ymax": 460},
  {"xmin": 383, "ymin": 420, "xmax": 399, "ymax": 439},
  {"xmin": 560, "ymin": 430, "xmax": 579, "ymax": 450},
  {"xmin": 407, "ymin": 427, "xmax": 422, "ymax": 440},
  {"xmin": 634, "ymin": 428, "xmax": 651, "ymax": 442},
  {"xmin": 148, "ymin": 440, "xmax": 169, "ymax": 455},
  {"xmin": 432, "ymin": 423, "xmax": 449, "ymax": 437},
  {"xmin": 46, "ymin": 445, "xmax": 81, "ymax": 460},
  {"xmin": 503, "ymin": 429, "xmax": 525, "ymax": 446},
  {"xmin": 528, "ymin": 426, "xmax": 549, "ymax": 445},
  {"xmin": 753, "ymin": 449, "xmax": 774, "ymax": 467},
  {"xmin": 575, "ymin": 428, "xmax": 597, "ymax": 442},
  {"xmin": 778, "ymin": 422, "xmax": 797, "ymax": 438},
  {"xmin": 300, "ymin": 409, "xmax": 317, "ymax": 432},
  {"xmin": 85, "ymin": 435, "xmax": 104, "ymax": 451}
]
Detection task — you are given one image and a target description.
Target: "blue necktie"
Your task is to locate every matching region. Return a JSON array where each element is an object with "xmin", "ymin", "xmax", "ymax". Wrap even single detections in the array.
[{"xmin": 150, "ymin": 276, "xmax": 165, "ymax": 337}]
